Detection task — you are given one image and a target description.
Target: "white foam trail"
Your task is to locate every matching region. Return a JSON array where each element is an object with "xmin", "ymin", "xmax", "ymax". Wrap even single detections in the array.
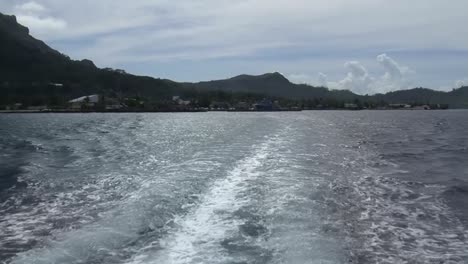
[{"xmin": 128, "ymin": 138, "xmax": 276, "ymax": 264}]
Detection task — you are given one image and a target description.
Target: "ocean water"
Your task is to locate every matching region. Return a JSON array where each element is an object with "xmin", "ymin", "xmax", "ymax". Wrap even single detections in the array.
[{"xmin": 0, "ymin": 111, "xmax": 467, "ymax": 264}]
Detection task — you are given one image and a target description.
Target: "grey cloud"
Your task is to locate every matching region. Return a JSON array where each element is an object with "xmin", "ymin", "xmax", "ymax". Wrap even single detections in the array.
[{"xmin": 15, "ymin": 1, "xmax": 46, "ymax": 13}]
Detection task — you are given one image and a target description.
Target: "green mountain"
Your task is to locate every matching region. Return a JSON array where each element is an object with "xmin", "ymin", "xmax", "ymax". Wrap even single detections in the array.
[
  {"xmin": 372, "ymin": 87, "xmax": 468, "ymax": 108},
  {"xmin": 186, "ymin": 73, "xmax": 468, "ymax": 108},
  {"xmin": 0, "ymin": 13, "xmax": 96, "ymax": 81},
  {"xmin": 183, "ymin": 73, "xmax": 359, "ymax": 101},
  {"xmin": 1, "ymin": 12, "xmax": 467, "ymax": 109},
  {"xmin": 0, "ymin": 13, "xmax": 182, "ymax": 107}
]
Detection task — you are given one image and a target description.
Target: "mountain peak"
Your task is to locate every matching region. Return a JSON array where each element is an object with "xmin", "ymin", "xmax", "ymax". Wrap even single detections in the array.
[
  {"xmin": 229, "ymin": 72, "xmax": 290, "ymax": 83},
  {"xmin": 0, "ymin": 12, "xmax": 60, "ymax": 56},
  {"xmin": 0, "ymin": 13, "xmax": 29, "ymax": 35},
  {"xmin": 265, "ymin": 72, "xmax": 284, "ymax": 77},
  {"xmin": 259, "ymin": 72, "xmax": 290, "ymax": 83},
  {"xmin": 0, "ymin": 11, "xmax": 98, "ymax": 82}
]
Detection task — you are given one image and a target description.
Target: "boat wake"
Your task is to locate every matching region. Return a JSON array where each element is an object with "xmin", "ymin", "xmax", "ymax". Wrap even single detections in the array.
[{"xmin": 127, "ymin": 135, "xmax": 279, "ymax": 264}]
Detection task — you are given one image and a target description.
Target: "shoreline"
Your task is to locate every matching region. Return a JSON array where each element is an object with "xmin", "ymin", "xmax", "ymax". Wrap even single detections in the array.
[{"xmin": 0, "ymin": 109, "xmax": 456, "ymax": 114}]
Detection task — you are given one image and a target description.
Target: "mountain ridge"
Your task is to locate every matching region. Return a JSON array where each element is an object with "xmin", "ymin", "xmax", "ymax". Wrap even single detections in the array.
[{"xmin": 1, "ymin": 12, "xmax": 467, "ymax": 108}]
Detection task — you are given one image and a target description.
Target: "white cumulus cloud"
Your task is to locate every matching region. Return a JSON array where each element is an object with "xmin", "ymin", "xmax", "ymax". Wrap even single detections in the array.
[
  {"xmin": 14, "ymin": 1, "xmax": 67, "ymax": 36},
  {"xmin": 288, "ymin": 72, "xmax": 329, "ymax": 87},
  {"xmin": 334, "ymin": 61, "xmax": 375, "ymax": 94},
  {"xmin": 336, "ymin": 54, "xmax": 414, "ymax": 94},
  {"xmin": 290, "ymin": 54, "xmax": 415, "ymax": 95},
  {"xmin": 377, "ymin": 54, "xmax": 404, "ymax": 81},
  {"xmin": 455, "ymin": 79, "xmax": 466, "ymax": 88},
  {"xmin": 287, "ymin": 73, "xmax": 315, "ymax": 85},
  {"xmin": 16, "ymin": 15, "xmax": 66, "ymax": 31}
]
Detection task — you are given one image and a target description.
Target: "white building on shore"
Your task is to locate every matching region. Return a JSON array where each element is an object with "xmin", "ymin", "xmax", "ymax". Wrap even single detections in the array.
[{"xmin": 69, "ymin": 95, "xmax": 100, "ymax": 110}]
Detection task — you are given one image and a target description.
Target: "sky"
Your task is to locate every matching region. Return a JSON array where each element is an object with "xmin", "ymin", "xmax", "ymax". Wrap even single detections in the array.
[{"xmin": 1, "ymin": 0, "xmax": 468, "ymax": 94}]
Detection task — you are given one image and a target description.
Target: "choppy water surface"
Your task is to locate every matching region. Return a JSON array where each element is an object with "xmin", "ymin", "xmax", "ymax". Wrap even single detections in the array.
[{"xmin": 0, "ymin": 111, "xmax": 467, "ymax": 264}]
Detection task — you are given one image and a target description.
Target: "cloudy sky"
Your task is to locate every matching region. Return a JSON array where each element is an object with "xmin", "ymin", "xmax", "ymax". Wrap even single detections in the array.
[{"xmin": 1, "ymin": 0, "xmax": 468, "ymax": 94}]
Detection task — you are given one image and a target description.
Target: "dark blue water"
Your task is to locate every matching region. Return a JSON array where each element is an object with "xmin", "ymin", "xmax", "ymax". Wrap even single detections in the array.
[{"xmin": 0, "ymin": 111, "xmax": 467, "ymax": 264}]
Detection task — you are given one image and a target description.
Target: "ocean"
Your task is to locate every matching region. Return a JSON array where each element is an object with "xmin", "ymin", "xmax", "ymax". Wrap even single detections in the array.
[{"xmin": 0, "ymin": 111, "xmax": 467, "ymax": 264}]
